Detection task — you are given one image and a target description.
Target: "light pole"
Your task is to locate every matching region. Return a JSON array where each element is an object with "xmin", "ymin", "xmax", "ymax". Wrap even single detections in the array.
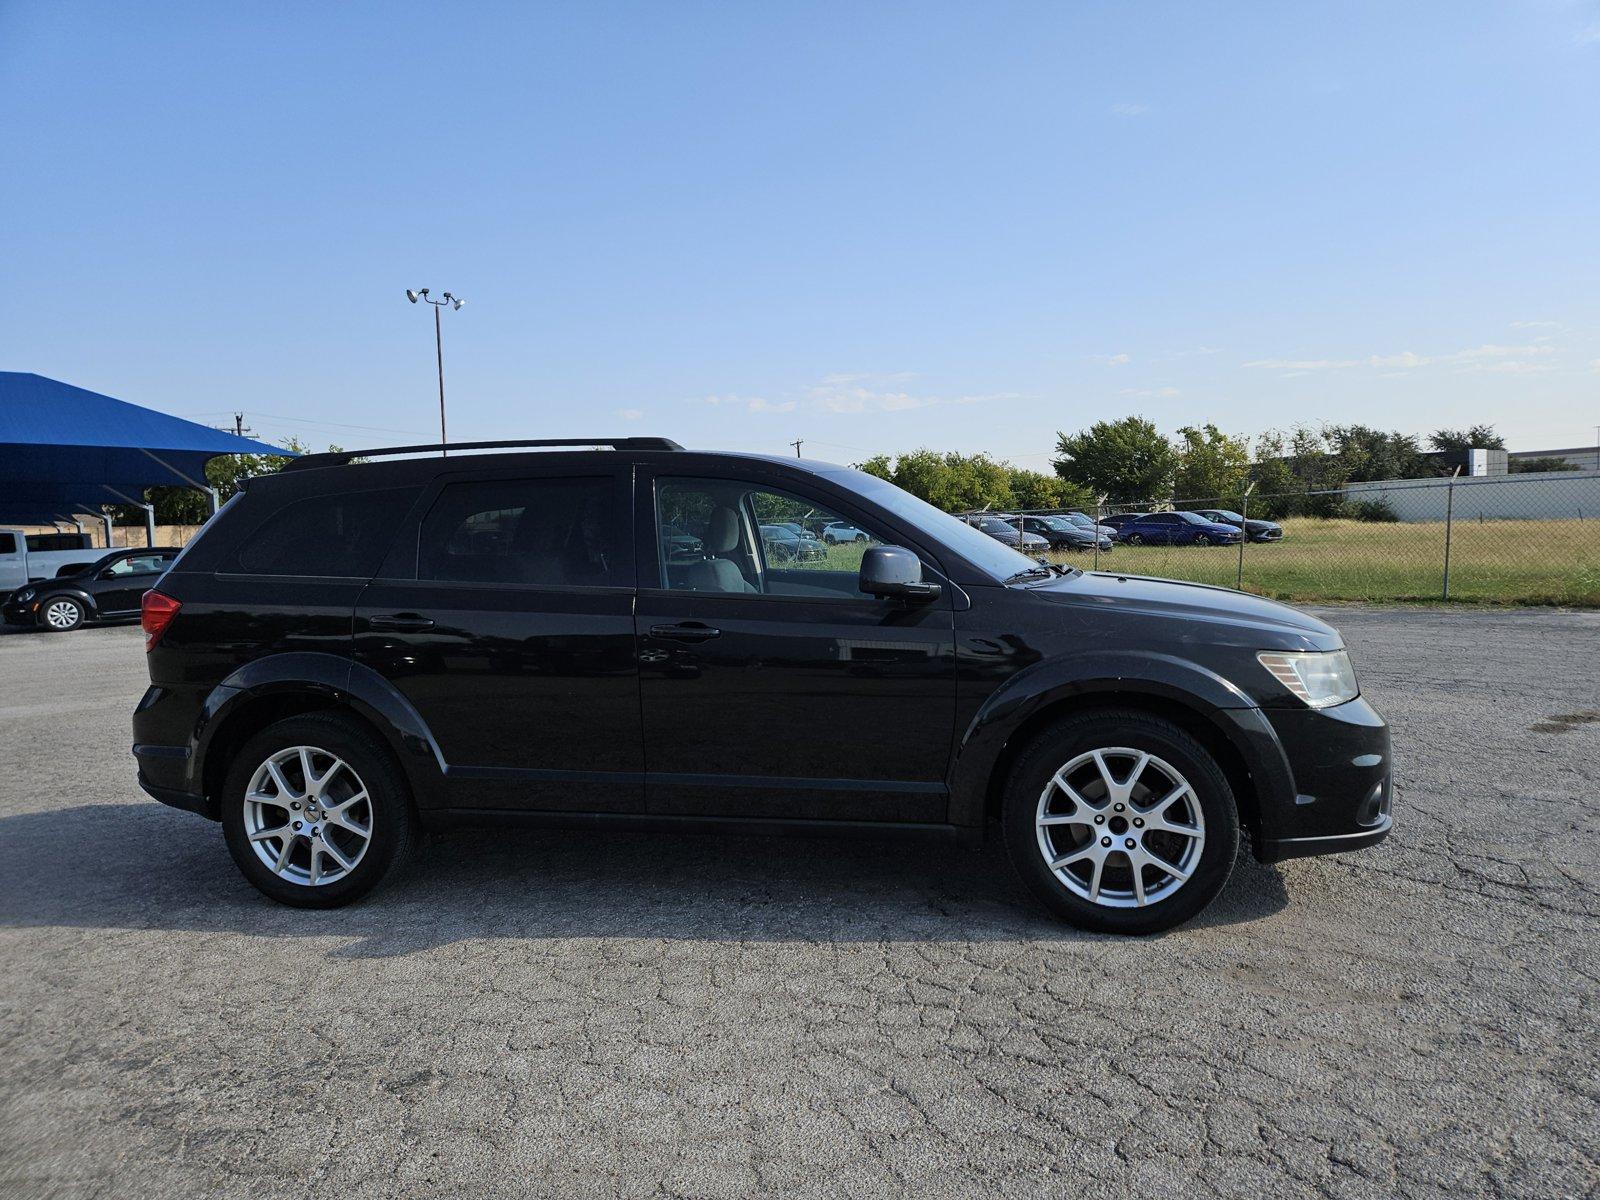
[{"xmin": 406, "ymin": 288, "xmax": 465, "ymax": 454}]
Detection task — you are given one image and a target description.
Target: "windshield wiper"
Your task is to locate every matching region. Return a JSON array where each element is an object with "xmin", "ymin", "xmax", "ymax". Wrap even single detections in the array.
[{"xmin": 1002, "ymin": 565, "xmax": 1055, "ymax": 585}]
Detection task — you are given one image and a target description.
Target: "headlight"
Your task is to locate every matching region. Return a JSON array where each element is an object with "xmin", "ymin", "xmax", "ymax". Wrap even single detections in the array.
[
  {"xmin": 1257, "ymin": 649, "xmax": 1359, "ymax": 709},
  {"xmin": 14, "ymin": 588, "xmax": 34, "ymax": 602}
]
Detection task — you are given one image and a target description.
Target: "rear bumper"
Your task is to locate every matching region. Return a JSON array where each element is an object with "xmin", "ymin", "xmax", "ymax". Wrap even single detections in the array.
[
  {"xmin": 132, "ymin": 681, "xmax": 224, "ymax": 820},
  {"xmin": 136, "ymin": 769, "xmax": 218, "ymax": 820}
]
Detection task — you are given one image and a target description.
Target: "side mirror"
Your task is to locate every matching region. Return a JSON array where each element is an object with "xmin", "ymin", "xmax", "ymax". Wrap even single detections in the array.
[{"xmin": 859, "ymin": 546, "xmax": 941, "ymax": 603}]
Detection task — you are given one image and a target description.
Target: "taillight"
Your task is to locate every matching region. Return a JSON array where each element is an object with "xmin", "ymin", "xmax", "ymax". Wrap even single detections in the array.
[{"xmin": 142, "ymin": 590, "xmax": 181, "ymax": 652}]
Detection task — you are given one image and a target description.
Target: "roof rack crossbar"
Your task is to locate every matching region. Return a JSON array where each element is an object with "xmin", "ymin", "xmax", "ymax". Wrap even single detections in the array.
[{"xmin": 282, "ymin": 437, "xmax": 684, "ymax": 472}]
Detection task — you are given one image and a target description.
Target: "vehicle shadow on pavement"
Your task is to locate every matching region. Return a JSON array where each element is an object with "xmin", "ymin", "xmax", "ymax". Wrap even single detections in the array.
[{"xmin": 0, "ymin": 803, "xmax": 1290, "ymax": 955}]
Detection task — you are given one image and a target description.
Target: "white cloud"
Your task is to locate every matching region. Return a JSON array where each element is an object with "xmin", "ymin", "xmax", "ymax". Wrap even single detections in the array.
[
  {"xmin": 616, "ymin": 407, "xmax": 644, "ymax": 422},
  {"xmin": 1110, "ymin": 102, "xmax": 1149, "ymax": 117},
  {"xmin": 1243, "ymin": 343, "xmax": 1557, "ymax": 373},
  {"xmin": 1576, "ymin": 21, "xmax": 1600, "ymax": 45},
  {"xmin": 696, "ymin": 393, "xmax": 796, "ymax": 413},
  {"xmin": 1090, "ymin": 353, "xmax": 1132, "ymax": 367},
  {"xmin": 1510, "ymin": 319, "xmax": 1563, "ymax": 330},
  {"xmin": 1119, "ymin": 386, "xmax": 1181, "ymax": 398},
  {"xmin": 696, "ymin": 373, "xmax": 1014, "ymax": 418},
  {"xmin": 1591, "ymin": 358, "xmax": 1600, "ymax": 373}
]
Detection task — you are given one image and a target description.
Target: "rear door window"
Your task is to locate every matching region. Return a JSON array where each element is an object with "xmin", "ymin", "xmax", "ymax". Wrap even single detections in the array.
[
  {"xmin": 233, "ymin": 487, "xmax": 421, "ymax": 577},
  {"xmin": 417, "ymin": 477, "xmax": 625, "ymax": 587}
]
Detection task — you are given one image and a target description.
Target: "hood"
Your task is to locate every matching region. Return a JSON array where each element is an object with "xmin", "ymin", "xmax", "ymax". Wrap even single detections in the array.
[{"xmin": 1025, "ymin": 569, "xmax": 1340, "ymax": 645}]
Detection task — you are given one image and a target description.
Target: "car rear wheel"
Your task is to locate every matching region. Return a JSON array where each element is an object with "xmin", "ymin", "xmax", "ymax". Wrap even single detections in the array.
[
  {"xmin": 40, "ymin": 597, "xmax": 85, "ymax": 631},
  {"xmin": 221, "ymin": 713, "xmax": 416, "ymax": 908},
  {"xmin": 1001, "ymin": 710, "xmax": 1239, "ymax": 934},
  {"xmin": 1123, "ymin": 533, "xmax": 1143, "ymax": 546}
]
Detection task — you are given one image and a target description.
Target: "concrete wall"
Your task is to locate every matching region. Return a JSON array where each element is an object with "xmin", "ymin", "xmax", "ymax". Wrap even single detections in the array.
[{"xmin": 1344, "ymin": 470, "xmax": 1600, "ymax": 523}]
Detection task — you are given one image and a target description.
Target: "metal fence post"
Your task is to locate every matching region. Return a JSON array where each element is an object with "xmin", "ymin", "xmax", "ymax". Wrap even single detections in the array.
[
  {"xmin": 1094, "ymin": 495, "xmax": 1106, "ymax": 570},
  {"xmin": 1236, "ymin": 482, "xmax": 1256, "ymax": 590},
  {"xmin": 1442, "ymin": 466, "xmax": 1460, "ymax": 600}
]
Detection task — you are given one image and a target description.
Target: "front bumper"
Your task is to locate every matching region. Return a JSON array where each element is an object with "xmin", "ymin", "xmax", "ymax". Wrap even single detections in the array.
[
  {"xmin": 1253, "ymin": 695, "xmax": 1394, "ymax": 863},
  {"xmin": 2, "ymin": 600, "xmax": 36, "ymax": 625}
]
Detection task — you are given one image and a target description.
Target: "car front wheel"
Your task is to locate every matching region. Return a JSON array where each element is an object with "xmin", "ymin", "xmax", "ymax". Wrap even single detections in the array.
[
  {"xmin": 221, "ymin": 713, "xmax": 417, "ymax": 908},
  {"xmin": 40, "ymin": 597, "xmax": 85, "ymax": 631},
  {"xmin": 1002, "ymin": 710, "xmax": 1239, "ymax": 934}
]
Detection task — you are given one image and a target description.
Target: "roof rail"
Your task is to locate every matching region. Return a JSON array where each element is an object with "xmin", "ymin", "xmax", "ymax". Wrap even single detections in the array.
[{"xmin": 281, "ymin": 437, "xmax": 685, "ymax": 472}]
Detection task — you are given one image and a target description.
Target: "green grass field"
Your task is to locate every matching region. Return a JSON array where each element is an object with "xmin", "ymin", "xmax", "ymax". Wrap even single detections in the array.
[{"xmin": 1046, "ymin": 517, "xmax": 1600, "ymax": 606}]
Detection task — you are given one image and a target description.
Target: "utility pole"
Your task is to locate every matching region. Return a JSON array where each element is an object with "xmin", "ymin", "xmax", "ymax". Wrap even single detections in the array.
[
  {"xmin": 231, "ymin": 413, "xmax": 253, "ymax": 438},
  {"xmin": 406, "ymin": 288, "xmax": 466, "ymax": 454},
  {"xmin": 790, "ymin": 439, "xmax": 804, "ymax": 458}
]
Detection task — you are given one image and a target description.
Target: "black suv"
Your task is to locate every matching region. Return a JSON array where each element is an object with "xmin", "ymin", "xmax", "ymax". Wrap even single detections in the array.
[{"xmin": 132, "ymin": 439, "xmax": 1392, "ymax": 934}]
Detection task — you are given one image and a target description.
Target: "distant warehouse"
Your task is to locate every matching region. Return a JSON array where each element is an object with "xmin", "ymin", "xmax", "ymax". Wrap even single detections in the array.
[{"xmin": 1345, "ymin": 466, "xmax": 1600, "ymax": 523}]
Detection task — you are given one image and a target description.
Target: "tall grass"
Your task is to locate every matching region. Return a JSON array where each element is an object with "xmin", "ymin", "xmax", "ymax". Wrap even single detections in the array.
[{"xmin": 1047, "ymin": 517, "xmax": 1600, "ymax": 606}]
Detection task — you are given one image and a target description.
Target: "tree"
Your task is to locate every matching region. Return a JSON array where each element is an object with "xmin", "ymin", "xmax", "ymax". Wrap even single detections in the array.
[
  {"xmin": 1009, "ymin": 469, "xmax": 1094, "ymax": 511},
  {"xmin": 1247, "ymin": 430, "xmax": 1302, "ymax": 520},
  {"xmin": 111, "ymin": 439, "xmax": 318, "ymax": 526},
  {"xmin": 1429, "ymin": 424, "xmax": 1505, "ymax": 453},
  {"xmin": 1172, "ymin": 424, "xmax": 1251, "ymax": 504},
  {"xmin": 1322, "ymin": 424, "xmax": 1427, "ymax": 482},
  {"xmin": 855, "ymin": 454, "xmax": 893, "ymax": 482},
  {"xmin": 852, "ymin": 448, "xmax": 1012, "ymax": 511},
  {"xmin": 1052, "ymin": 416, "xmax": 1176, "ymax": 502}
]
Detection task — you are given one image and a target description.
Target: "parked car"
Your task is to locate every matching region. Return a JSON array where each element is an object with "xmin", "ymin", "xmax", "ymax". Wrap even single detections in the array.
[
  {"xmin": 770, "ymin": 521, "xmax": 827, "ymax": 557},
  {"xmin": 822, "ymin": 520, "xmax": 868, "ymax": 544},
  {"xmin": 1062, "ymin": 510, "xmax": 1120, "ymax": 541},
  {"xmin": 1190, "ymin": 508, "xmax": 1285, "ymax": 542},
  {"xmin": 963, "ymin": 514, "xmax": 1051, "ymax": 554},
  {"xmin": 0, "ymin": 529, "xmax": 101, "ymax": 596},
  {"xmin": 4, "ymin": 547, "xmax": 181, "ymax": 631},
  {"xmin": 1097, "ymin": 512, "xmax": 1144, "ymax": 538},
  {"xmin": 132, "ymin": 437, "xmax": 1391, "ymax": 935},
  {"xmin": 1115, "ymin": 511, "xmax": 1244, "ymax": 546},
  {"xmin": 759, "ymin": 524, "xmax": 826, "ymax": 562},
  {"xmin": 1020, "ymin": 515, "xmax": 1112, "ymax": 553}
]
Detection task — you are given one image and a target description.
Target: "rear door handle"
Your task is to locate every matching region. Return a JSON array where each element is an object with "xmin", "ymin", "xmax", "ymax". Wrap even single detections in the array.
[
  {"xmin": 368, "ymin": 613, "xmax": 435, "ymax": 632},
  {"xmin": 649, "ymin": 622, "xmax": 721, "ymax": 642}
]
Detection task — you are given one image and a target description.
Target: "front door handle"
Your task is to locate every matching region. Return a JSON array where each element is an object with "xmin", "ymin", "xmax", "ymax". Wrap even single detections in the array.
[
  {"xmin": 649, "ymin": 622, "xmax": 721, "ymax": 642},
  {"xmin": 368, "ymin": 613, "xmax": 435, "ymax": 632}
]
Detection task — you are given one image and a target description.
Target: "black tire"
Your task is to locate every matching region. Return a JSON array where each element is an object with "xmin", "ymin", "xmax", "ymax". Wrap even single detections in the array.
[
  {"xmin": 825, "ymin": 534, "xmax": 837, "ymax": 545},
  {"xmin": 220, "ymin": 713, "xmax": 417, "ymax": 908},
  {"xmin": 1001, "ymin": 710, "xmax": 1239, "ymax": 935},
  {"xmin": 1124, "ymin": 533, "xmax": 1143, "ymax": 546},
  {"xmin": 38, "ymin": 596, "xmax": 85, "ymax": 632}
]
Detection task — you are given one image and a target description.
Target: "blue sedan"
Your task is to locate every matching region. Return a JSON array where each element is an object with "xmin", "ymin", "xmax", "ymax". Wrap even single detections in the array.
[{"xmin": 1116, "ymin": 511, "xmax": 1243, "ymax": 546}]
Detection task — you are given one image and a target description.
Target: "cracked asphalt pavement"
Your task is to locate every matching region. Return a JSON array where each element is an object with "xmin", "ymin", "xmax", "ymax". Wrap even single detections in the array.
[{"xmin": 1, "ymin": 607, "xmax": 1596, "ymax": 1198}]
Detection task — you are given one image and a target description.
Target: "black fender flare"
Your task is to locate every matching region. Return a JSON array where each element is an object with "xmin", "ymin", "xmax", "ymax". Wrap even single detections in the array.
[
  {"xmin": 947, "ymin": 649, "xmax": 1298, "ymax": 840},
  {"xmin": 191, "ymin": 652, "xmax": 448, "ymax": 808}
]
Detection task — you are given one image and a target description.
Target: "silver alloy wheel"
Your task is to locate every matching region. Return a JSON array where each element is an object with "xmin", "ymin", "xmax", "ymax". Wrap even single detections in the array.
[
  {"xmin": 1035, "ymin": 746, "xmax": 1206, "ymax": 908},
  {"xmin": 243, "ymin": 745, "xmax": 373, "ymax": 887},
  {"xmin": 44, "ymin": 600, "xmax": 81, "ymax": 629}
]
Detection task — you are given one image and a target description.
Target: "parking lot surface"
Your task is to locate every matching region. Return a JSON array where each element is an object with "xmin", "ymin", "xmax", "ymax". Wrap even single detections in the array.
[{"xmin": 1, "ymin": 606, "xmax": 1596, "ymax": 1199}]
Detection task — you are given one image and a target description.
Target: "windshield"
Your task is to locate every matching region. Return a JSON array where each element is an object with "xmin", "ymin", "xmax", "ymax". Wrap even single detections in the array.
[
  {"xmin": 824, "ymin": 469, "xmax": 1039, "ymax": 581},
  {"xmin": 1064, "ymin": 513, "xmax": 1094, "ymax": 527},
  {"xmin": 1209, "ymin": 510, "xmax": 1243, "ymax": 522},
  {"xmin": 1176, "ymin": 511, "xmax": 1211, "ymax": 524}
]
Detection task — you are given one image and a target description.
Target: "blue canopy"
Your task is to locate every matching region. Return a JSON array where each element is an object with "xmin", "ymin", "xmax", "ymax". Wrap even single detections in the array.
[{"xmin": 0, "ymin": 372, "xmax": 292, "ymax": 514}]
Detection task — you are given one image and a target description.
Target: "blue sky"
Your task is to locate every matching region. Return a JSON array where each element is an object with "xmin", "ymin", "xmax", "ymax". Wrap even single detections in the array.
[{"xmin": 3, "ymin": 2, "xmax": 1598, "ymax": 466}]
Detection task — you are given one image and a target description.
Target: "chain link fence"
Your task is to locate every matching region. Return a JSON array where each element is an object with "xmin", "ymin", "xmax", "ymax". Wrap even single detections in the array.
[{"xmin": 990, "ymin": 470, "xmax": 1600, "ymax": 606}]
